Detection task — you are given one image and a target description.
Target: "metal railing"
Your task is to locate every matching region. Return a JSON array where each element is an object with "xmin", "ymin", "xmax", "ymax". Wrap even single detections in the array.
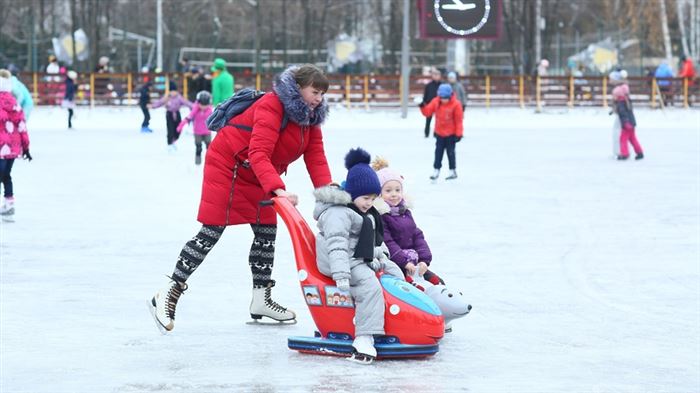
[{"xmin": 17, "ymin": 72, "xmax": 699, "ymax": 109}]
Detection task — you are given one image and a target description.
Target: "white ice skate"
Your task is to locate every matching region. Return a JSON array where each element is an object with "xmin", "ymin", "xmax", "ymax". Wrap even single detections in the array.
[
  {"xmin": 348, "ymin": 335, "xmax": 376, "ymax": 364},
  {"xmin": 429, "ymin": 169, "xmax": 440, "ymax": 183},
  {"xmin": 248, "ymin": 286, "xmax": 297, "ymax": 325},
  {"xmin": 1, "ymin": 199, "xmax": 15, "ymax": 222},
  {"xmin": 445, "ymin": 169, "xmax": 458, "ymax": 180},
  {"xmin": 148, "ymin": 277, "xmax": 187, "ymax": 334}
]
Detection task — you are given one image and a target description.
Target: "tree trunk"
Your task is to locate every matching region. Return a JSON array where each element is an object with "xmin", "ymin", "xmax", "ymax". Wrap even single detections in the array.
[
  {"xmin": 70, "ymin": 0, "xmax": 78, "ymax": 67},
  {"xmin": 282, "ymin": 0, "xmax": 287, "ymax": 66},
  {"xmin": 658, "ymin": 0, "xmax": 673, "ymax": 64},
  {"xmin": 676, "ymin": 0, "xmax": 691, "ymax": 58},
  {"xmin": 535, "ymin": 0, "xmax": 542, "ymax": 65}
]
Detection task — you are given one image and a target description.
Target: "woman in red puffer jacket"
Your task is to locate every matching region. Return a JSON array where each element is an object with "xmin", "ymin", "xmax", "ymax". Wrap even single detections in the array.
[{"xmin": 149, "ymin": 64, "xmax": 332, "ymax": 332}]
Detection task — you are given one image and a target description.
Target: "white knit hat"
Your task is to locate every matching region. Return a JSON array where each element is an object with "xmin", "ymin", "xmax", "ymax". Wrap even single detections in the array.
[{"xmin": 0, "ymin": 72, "xmax": 12, "ymax": 93}]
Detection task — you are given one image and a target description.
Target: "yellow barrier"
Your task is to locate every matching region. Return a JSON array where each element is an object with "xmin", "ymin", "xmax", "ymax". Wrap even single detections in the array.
[
  {"xmin": 651, "ymin": 78, "xmax": 657, "ymax": 108},
  {"xmin": 182, "ymin": 73, "xmax": 187, "ymax": 100},
  {"xmin": 684, "ymin": 78, "xmax": 689, "ymax": 108},
  {"xmin": 602, "ymin": 77, "xmax": 608, "ymax": 108},
  {"xmin": 568, "ymin": 75, "xmax": 574, "ymax": 108},
  {"xmin": 256, "ymin": 74, "xmax": 261, "ymax": 91},
  {"xmin": 485, "ymin": 75, "xmax": 491, "ymax": 108},
  {"xmin": 127, "ymin": 73, "xmax": 133, "ymax": 105},
  {"xmin": 90, "ymin": 73, "xmax": 95, "ymax": 109},
  {"xmin": 345, "ymin": 75, "xmax": 351, "ymax": 109},
  {"xmin": 32, "ymin": 72, "xmax": 38, "ymax": 101},
  {"xmin": 519, "ymin": 75, "xmax": 524, "ymax": 108}
]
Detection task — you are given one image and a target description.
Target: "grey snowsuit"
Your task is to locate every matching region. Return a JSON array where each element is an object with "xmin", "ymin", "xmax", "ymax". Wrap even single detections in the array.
[{"xmin": 313, "ymin": 186, "xmax": 405, "ymax": 336}]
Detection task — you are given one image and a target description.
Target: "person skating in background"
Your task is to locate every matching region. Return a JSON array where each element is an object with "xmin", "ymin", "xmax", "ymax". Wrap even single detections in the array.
[
  {"xmin": 420, "ymin": 83, "xmax": 463, "ymax": 181},
  {"xmin": 679, "ymin": 55, "xmax": 696, "ymax": 103},
  {"xmin": 62, "ymin": 70, "xmax": 78, "ymax": 129},
  {"xmin": 6, "ymin": 64, "xmax": 34, "ymax": 119},
  {"xmin": 654, "ymin": 62, "xmax": 674, "ymax": 106},
  {"xmin": 187, "ymin": 67, "xmax": 212, "ymax": 102},
  {"xmin": 612, "ymin": 72, "xmax": 644, "ymax": 161},
  {"xmin": 608, "ymin": 69, "xmax": 626, "ymax": 157},
  {"xmin": 139, "ymin": 81, "xmax": 153, "ymax": 133},
  {"xmin": 0, "ymin": 69, "xmax": 31, "ymax": 223},
  {"xmin": 447, "ymin": 71, "xmax": 467, "ymax": 111},
  {"xmin": 211, "ymin": 58, "xmax": 234, "ymax": 106},
  {"xmin": 176, "ymin": 91, "xmax": 213, "ymax": 165},
  {"xmin": 150, "ymin": 80, "xmax": 192, "ymax": 151},
  {"xmin": 370, "ymin": 157, "xmax": 444, "ymax": 286},
  {"xmin": 313, "ymin": 148, "xmax": 405, "ymax": 364},
  {"xmin": 421, "ymin": 68, "xmax": 442, "ymax": 138}
]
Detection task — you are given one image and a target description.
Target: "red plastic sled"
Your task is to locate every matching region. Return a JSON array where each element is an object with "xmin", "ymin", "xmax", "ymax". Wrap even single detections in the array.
[{"xmin": 270, "ymin": 197, "xmax": 444, "ymax": 359}]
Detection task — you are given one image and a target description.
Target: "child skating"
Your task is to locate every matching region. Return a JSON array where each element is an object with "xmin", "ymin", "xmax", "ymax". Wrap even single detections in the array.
[
  {"xmin": 176, "ymin": 91, "xmax": 213, "ymax": 165},
  {"xmin": 612, "ymin": 72, "xmax": 644, "ymax": 160},
  {"xmin": 0, "ymin": 69, "xmax": 31, "ymax": 222},
  {"xmin": 420, "ymin": 83, "xmax": 463, "ymax": 181},
  {"xmin": 314, "ymin": 148, "xmax": 405, "ymax": 364},
  {"xmin": 151, "ymin": 80, "xmax": 192, "ymax": 151}
]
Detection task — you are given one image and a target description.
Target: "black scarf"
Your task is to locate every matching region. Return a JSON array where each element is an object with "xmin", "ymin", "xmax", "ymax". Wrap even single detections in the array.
[{"xmin": 346, "ymin": 204, "xmax": 384, "ymax": 262}]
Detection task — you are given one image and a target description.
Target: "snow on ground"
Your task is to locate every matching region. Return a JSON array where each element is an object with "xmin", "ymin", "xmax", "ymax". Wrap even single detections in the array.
[{"xmin": 1, "ymin": 105, "xmax": 699, "ymax": 393}]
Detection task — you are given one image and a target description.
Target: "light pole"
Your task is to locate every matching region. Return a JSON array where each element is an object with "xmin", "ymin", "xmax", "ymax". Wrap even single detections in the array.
[
  {"xmin": 156, "ymin": 0, "xmax": 163, "ymax": 70},
  {"xmin": 400, "ymin": 0, "xmax": 410, "ymax": 118}
]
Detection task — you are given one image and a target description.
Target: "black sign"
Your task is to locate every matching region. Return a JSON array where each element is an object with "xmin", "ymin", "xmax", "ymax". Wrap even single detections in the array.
[{"xmin": 419, "ymin": 0, "xmax": 501, "ymax": 40}]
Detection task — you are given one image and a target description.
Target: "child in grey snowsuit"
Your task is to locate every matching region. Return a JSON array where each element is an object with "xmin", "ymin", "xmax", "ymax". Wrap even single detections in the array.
[{"xmin": 313, "ymin": 148, "xmax": 404, "ymax": 363}]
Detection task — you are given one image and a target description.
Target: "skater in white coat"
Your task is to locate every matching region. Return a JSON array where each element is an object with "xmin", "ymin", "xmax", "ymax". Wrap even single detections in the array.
[{"xmin": 314, "ymin": 148, "xmax": 405, "ymax": 364}]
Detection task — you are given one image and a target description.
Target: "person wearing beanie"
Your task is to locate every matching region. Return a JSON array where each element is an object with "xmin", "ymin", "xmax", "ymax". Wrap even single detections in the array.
[
  {"xmin": 62, "ymin": 70, "xmax": 78, "ymax": 129},
  {"xmin": 0, "ymin": 69, "xmax": 31, "ymax": 222},
  {"xmin": 313, "ymin": 148, "xmax": 405, "ymax": 364},
  {"xmin": 150, "ymin": 80, "xmax": 193, "ymax": 150},
  {"xmin": 421, "ymin": 67, "xmax": 443, "ymax": 137},
  {"xmin": 447, "ymin": 71, "xmax": 466, "ymax": 111},
  {"xmin": 610, "ymin": 70, "xmax": 643, "ymax": 161},
  {"xmin": 420, "ymin": 82, "xmax": 464, "ymax": 181},
  {"xmin": 149, "ymin": 64, "xmax": 333, "ymax": 334},
  {"xmin": 371, "ymin": 157, "xmax": 443, "ymax": 286},
  {"xmin": 138, "ymin": 81, "xmax": 153, "ymax": 133},
  {"xmin": 210, "ymin": 58, "xmax": 234, "ymax": 106}
]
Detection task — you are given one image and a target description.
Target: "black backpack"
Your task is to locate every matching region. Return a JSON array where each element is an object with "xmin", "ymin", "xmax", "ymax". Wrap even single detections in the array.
[{"xmin": 206, "ymin": 87, "xmax": 289, "ymax": 132}]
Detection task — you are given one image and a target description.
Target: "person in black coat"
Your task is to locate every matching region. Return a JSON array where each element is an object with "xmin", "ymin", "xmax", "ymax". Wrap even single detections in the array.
[
  {"xmin": 421, "ymin": 68, "xmax": 443, "ymax": 138},
  {"xmin": 139, "ymin": 82, "xmax": 153, "ymax": 132},
  {"xmin": 187, "ymin": 67, "xmax": 212, "ymax": 102}
]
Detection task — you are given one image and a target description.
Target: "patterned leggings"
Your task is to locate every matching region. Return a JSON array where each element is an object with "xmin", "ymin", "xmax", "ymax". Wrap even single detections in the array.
[{"xmin": 172, "ymin": 224, "xmax": 277, "ymax": 288}]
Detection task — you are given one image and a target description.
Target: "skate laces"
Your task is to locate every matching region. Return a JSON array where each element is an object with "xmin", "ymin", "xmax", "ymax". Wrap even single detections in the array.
[
  {"xmin": 165, "ymin": 280, "xmax": 188, "ymax": 319},
  {"xmin": 264, "ymin": 287, "xmax": 287, "ymax": 313}
]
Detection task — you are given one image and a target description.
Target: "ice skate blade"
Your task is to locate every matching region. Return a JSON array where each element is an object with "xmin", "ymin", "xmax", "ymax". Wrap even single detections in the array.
[
  {"xmin": 147, "ymin": 298, "xmax": 170, "ymax": 335},
  {"xmin": 1, "ymin": 217, "xmax": 15, "ymax": 223},
  {"xmin": 347, "ymin": 352, "xmax": 375, "ymax": 365},
  {"xmin": 246, "ymin": 316, "xmax": 297, "ymax": 326}
]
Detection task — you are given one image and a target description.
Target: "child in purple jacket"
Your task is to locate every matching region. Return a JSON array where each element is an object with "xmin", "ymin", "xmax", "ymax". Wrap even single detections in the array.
[
  {"xmin": 151, "ymin": 80, "xmax": 193, "ymax": 151},
  {"xmin": 372, "ymin": 158, "xmax": 444, "ymax": 287}
]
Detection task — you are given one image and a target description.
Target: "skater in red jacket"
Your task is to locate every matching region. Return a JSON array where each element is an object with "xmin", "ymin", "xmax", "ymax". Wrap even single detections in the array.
[
  {"xmin": 420, "ymin": 83, "xmax": 464, "ymax": 180},
  {"xmin": 149, "ymin": 64, "xmax": 333, "ymax": 332}
]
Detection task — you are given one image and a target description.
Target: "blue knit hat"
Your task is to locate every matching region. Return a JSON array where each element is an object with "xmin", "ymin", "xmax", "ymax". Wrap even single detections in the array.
[
  {"xmin": 437, "ymin": 83, "xmax": 453, "ymax": 98},
  {"xmin": 343, "ymin": 148, "xmax": 382, "ymax": 201}
]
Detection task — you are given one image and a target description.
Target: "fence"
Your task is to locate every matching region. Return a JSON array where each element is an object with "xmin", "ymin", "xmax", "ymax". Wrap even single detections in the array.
[{"xmin": 17, "ymin": 72, "xmax": 699, "ymax": 109}]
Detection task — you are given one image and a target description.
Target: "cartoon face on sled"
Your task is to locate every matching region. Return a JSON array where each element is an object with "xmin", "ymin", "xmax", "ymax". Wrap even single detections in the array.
[{"xmin": 270, "ymin": 197, "xmax": 445, "ymax": 359}]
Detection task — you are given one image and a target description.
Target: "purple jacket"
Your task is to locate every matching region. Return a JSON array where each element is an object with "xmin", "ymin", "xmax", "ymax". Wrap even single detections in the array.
[
  {"xmin": 380, "ymin": 201, "xmax": 432, "ymax": 268},
  {"xmin": 151, "ymin": 93, "xmax": 192, "ymax": 113}
]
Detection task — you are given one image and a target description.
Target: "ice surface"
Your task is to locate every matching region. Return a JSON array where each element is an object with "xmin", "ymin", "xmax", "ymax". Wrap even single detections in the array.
[{"xmin": 1, "ymin": 105, "xmax": 699, "ymax": 392}]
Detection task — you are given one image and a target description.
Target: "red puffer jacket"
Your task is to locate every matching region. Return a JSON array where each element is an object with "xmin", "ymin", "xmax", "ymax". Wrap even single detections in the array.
[
  {"xmin": 420, "ymin": 95, "xmax": 464, "ymax": 138},
  {"xmin": 198, "ymin": 92, "xmax": 332, "ymax": 226}
]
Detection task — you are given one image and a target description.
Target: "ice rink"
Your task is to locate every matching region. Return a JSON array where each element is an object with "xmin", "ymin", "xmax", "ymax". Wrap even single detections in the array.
[{"xmin": 1, "ymin": 105, "xmax": 699, "ymax": 392}]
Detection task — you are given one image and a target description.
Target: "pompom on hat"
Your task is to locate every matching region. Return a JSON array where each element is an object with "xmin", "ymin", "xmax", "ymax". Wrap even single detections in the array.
[
  {"xmin": 371, "ymin": 156, "xmax": 403, "ymax": 188},
  {"xmin": 343, "ymin": 148, "xmax": 382, "ymax": 200}
]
